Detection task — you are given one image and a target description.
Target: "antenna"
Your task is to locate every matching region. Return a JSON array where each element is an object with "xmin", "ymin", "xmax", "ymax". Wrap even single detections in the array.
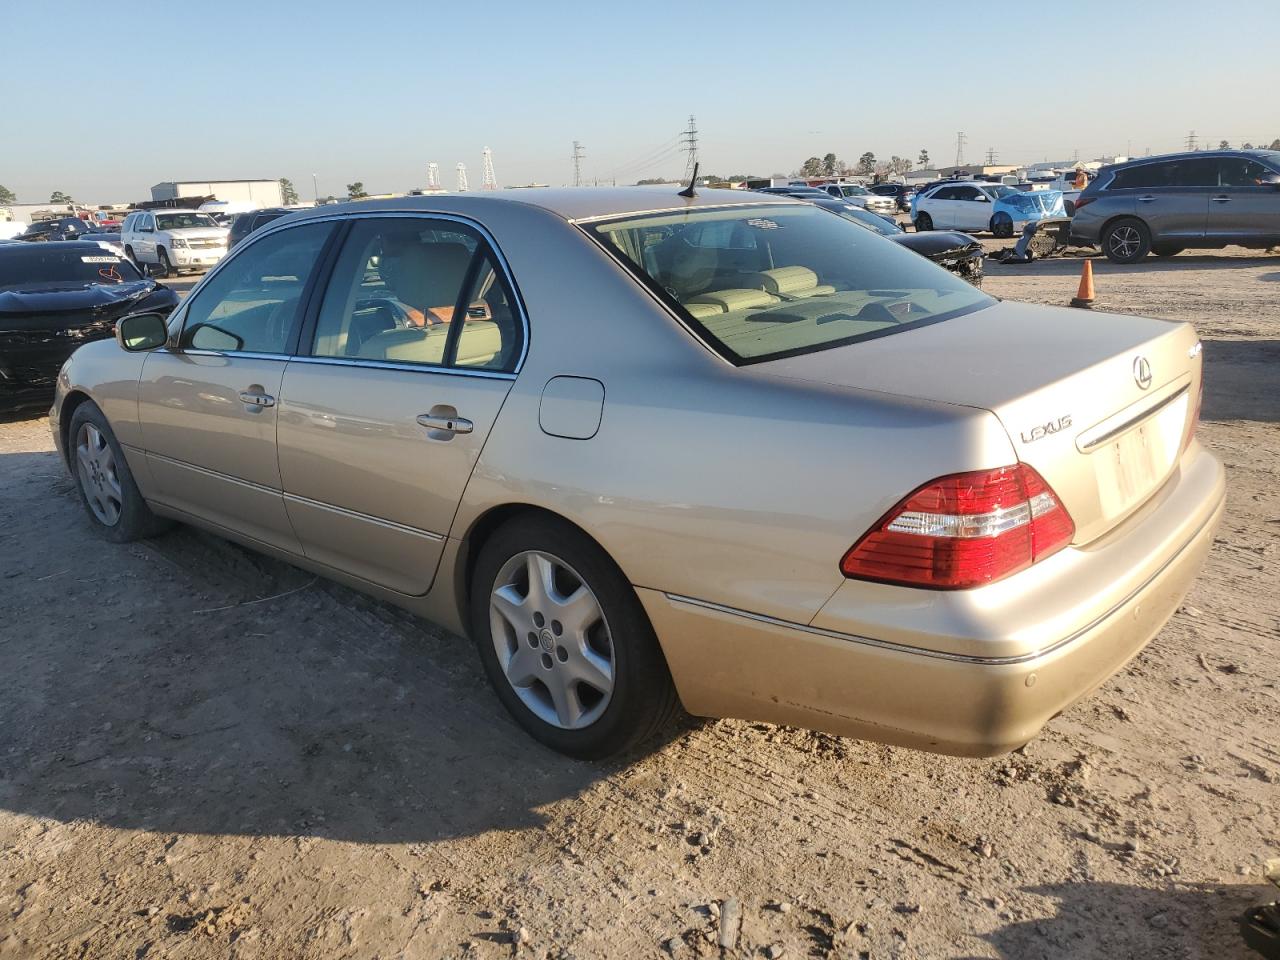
[
  {"xmin": 481, "ymin": 147, "xmax": 497, "ymax": 190},
  {"xmin": 456, "ymin": 163, "xmax": 469, "ymax": 192},
  {"xmin": 571, "ymin": 141, "xmax": 585, "ymax": 187},
  {"xmin": 678, "ymin": 162, "xmax": 699, "ymax": 198},
  {"xmin": 427, "ymin": 162, "xmax": 439, "ymax": 189},
  {"xmin": 681, "ymin": 115, "xmax": 699, "ymax": 180}
]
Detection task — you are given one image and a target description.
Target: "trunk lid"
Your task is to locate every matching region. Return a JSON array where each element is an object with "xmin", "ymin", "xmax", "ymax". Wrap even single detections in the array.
[{"xmin": 759, "ymin": 300, "xmax": 1201, "ymax": 544}]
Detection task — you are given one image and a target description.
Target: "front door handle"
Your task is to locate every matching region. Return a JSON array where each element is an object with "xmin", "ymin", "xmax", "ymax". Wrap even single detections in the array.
[
  {"xmin": 238, "ymin": 390, "xmax": 276, "ymax": 408},
  {"xmin": 1211, "ymin": 195, "xmax": 1232, "ymax": 202},
  {"xmin": 416, "ymin": 413, "xmax": 474, "ymax": 434},
  {"xmin": 1137, "ymin": 195, "xmax": 1157, "ymax": 202}
]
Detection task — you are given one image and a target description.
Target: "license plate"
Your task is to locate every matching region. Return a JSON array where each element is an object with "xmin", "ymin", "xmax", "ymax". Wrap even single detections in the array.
[{"xmin": 1093, "ymin": 393, "xmax": 1188, "ymax": 517}]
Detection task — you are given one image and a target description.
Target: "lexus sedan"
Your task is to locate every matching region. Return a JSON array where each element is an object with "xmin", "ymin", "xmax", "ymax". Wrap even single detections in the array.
[
  {"xmin": 51, "ymin": 188, "xmax": 1224, "ymax": 759},
  {"xmin": 1, "ymin": 241, "xmax": 177, "ymax": 411}
]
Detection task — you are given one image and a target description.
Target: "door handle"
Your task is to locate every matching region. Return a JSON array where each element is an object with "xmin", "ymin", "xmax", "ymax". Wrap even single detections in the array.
[
  {"xmin": 238, "ymin": 390, "xmax": 276, "ymax": 408},
  {"xmin": 1137, "ymin": 195, "xmax": 1157, "ymax": 202},
  {"xmin": 416, "ymin": 413, "xmax": 474, "ymax": 434},
  {"xmin": 1211, "ymin": 195, "xmax": 1232, "ymax": 202}
]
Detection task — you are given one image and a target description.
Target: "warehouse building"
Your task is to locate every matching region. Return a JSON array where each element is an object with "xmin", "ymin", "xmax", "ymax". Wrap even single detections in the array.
[{"xmin": 150, "ymin": 179, "xmax": 283, "ymax": 207}]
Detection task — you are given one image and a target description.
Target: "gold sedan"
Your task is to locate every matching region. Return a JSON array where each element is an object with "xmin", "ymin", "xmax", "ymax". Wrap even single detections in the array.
[{"xmin": 51, "ymin": 188, "xmax": 1225, "ymax": 759}]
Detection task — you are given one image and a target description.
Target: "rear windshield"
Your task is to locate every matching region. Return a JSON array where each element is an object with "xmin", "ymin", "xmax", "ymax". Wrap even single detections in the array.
[
  {"xmin": 156, "ymin": 212, "xmax": 219, "ymax": 230},
  {"xmin": 0, "ymin": 247, "xmax": 142, "ymax": 291},
  {"xmin": 585, "ymin": 204, "xmax": 993, "ymax": 364}
]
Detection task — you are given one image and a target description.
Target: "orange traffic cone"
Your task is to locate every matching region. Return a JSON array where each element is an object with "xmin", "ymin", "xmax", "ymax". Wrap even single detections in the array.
[{"xmin": 1070, "ymin": 259, "xmax": 1095, "ymax": 308}]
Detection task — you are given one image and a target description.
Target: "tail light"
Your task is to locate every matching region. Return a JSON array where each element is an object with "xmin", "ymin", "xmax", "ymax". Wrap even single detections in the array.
[
  {"xmin": 1073, "ymin": 195, "xmax": 1096, "ymax": 210},
  {"xmin": 840, "ymin": 464, "xmax": 1074, "ymax": 590}
]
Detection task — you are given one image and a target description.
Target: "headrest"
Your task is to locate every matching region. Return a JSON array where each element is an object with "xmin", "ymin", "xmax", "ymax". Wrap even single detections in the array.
[{"xmin": 383, "ymin": 242, "xmax": 473, "ymax": 312}]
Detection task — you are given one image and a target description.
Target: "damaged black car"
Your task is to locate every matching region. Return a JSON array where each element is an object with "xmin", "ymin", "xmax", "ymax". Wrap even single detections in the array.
[
  {"xmin": 0, "ymin": 242, "xmax": 179, "ymax": 411},
  {"xmin": 809, "ymin": 199, "xmax": 985, "ymax": 287}
]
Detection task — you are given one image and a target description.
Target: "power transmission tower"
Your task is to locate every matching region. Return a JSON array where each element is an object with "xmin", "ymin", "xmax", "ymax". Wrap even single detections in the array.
[
  {"xmin": 954, "ymin": 131, "xmax": 967, "ymax": 167},
  {"xmin": 426, "ymin": 162, "xmax": 440, "ymax": 189},
  {"xmin": 681, "ymin": 115, "xmax": 699, "ymax": 180},
  {"xmin": 985, "ymin": 146, "xmax": 996, "ymax": 165},
  {"xmin": 571, "ymin": 141, "xmax": 585, "ymax": 187},
  {"xmin": 1186, "ymin": 130, "xmax": 1198, "ymax": 151},
  {"xmin": 456, "ymin": 163, "xmax": 469, "ymax": 192},
  {"xmin": 481, "ymin": 147, "xmax": 497, "ymax": 190}
]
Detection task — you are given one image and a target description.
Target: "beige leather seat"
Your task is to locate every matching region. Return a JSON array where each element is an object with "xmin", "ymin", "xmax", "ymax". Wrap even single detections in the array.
[
  {"xmin": 744, "ymin": 266, "xmax": 835, "ymax": 299},
  {"xmin": 686, "ymin": 288, "xmax": 779, "ymax": 313}
]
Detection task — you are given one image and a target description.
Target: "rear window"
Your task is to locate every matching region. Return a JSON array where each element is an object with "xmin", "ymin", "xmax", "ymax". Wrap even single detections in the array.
[{"xmin": 584, "ymin": 204, "xmax": 993, "ymax": 364}]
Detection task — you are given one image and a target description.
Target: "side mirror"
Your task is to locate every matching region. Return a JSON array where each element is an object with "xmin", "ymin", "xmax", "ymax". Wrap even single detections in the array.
[{"xmin": 115, "ymin": 312, "xmax": 168, "ymax": 352}]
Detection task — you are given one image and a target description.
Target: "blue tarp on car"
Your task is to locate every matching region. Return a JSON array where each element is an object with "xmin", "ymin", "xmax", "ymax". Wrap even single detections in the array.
[{"xmin": 993, "ymin": 190, "xmax": 1066, "ymax": 223}]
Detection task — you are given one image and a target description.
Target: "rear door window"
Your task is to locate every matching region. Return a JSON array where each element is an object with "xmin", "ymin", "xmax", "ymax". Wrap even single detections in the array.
[{"xmin": 1171, "ymin": 158, "xmax": 1219, "ymax": 187}]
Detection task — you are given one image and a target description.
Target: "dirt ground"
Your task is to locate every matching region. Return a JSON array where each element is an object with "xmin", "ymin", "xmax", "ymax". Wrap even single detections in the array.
[{"xmin": 1, "ymin": 248, "xmax": 1278, "ymax": 960}]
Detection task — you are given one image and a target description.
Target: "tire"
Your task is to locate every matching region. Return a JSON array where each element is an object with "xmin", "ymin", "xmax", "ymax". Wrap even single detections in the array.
[
  {"xmin": 470, "ymin": 514, "xmax": 679, "ymax": 759},
  {"xmin": 157, "ymin": 247, "xmax": 172, "ymax": 277},
  {"xmin": 1102, "ymin": 218, "xmax": 1151, "ymax": 263},
  {"xmin": 914, "ymin": 212, "xmax": 933, "ymax": 232},
  {"xmin": 123, "ymin": 244, "xmax": 136, "ymax": 264},
  {"xmin": 1151, "ymin": 245, "xmax": 1184, "ymax": 257},
  {"xmin": 68, "ymin": 401, "xmax": 171, "ymax": 543},
  {"xmin": 990, "ymin": 215, "xmax": 1014, "ymax": 239}
]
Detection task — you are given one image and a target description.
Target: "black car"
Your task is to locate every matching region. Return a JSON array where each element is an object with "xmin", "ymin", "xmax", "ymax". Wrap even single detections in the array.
[
  {"xmin": 228, "ymin": 207, "xmax": 298, "ymax": 249},
  {"xmin": 17, "ymin": 217, "xmax": 93, "ymax": 243},
  {"xmin": 807, "ymin": 198, "xmax": 985, "ymax": 286},
  {"xmin": 868, "ymin": 182, "xmax": 916, "ymax": 211},
  {"xmin": 0, "ymin": 242, "xmax": 179, "ymax": 410}
]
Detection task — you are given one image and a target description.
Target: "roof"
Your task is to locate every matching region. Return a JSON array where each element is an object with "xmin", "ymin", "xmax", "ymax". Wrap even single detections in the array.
[
  {"xmin": 154, "ymin": 179, "xmax": 278, "ymax": 185},
  {"xmin": 287, "ymin": 186, "xmax": 801, "ymax": 226},
  {"xmin": 1107, "ymin": 149, "xmax": 1280, "ymax": 169}
]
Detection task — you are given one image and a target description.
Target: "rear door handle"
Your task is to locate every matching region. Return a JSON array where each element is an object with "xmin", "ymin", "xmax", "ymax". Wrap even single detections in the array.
[
  {"xmin": 1137, "ymin": 195, "xmax": 1157, "ymax": 202},
  {"xmin": 416, "ymin": 413, "xmax": 474, "ymax": 434},
  {"xmin": 1211, "ymin": 195, "xmax": 1232, "ymax": 202},
  {"xmin": 238, "ymin": 390, "xmax": 275, "ymax": 408}
]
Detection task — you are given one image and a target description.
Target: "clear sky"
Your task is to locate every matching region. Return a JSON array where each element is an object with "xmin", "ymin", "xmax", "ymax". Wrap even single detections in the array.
[{"xmin": 3, "ymin": 0, "xmax": 1278, "ymax": 204}]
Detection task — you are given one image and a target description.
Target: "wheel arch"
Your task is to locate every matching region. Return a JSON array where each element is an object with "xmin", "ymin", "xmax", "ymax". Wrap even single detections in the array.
[
  {"xmin": 454, "ymin": 503, "xmax": 634, "ymax": 638},
  {"xmin": 58, "ymin": 389, "xmax": 96, "ymax": 467}
]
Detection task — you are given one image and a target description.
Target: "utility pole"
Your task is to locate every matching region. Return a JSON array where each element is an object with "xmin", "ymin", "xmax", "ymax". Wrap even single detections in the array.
[
  {"xmin": 985, "ymin": 146, "xmax": 996, "ymax": 165},
  {"xmin": 954, "ymin": 131, "xmax": 966, "ymax": 168},
  {"xmin": 427, "ymin": 162, "xmax": 440, "ymax": 189},
  {"xmin": 312, "ymin": 173, "xmax": 318, "ymax": 203},
  {"xmin": 456, "ymin": 163, "xmax": 469, "ymax": 192},
  {"xmin": 681, "ymin": 115, "xmax": 699, "ymax": 180},
  {"xmin": 1186, "ymin": 130, "xmax": 1198, "ymax": 151},
  {"xmin": 571, "ymin": 141, "xmax": 585, "ymax": 187}
]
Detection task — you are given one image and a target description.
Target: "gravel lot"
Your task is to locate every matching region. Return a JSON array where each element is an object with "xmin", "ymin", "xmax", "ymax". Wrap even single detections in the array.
[{"xmin": 1, "ymin": 248, "xmax": 1277, "ymax": 959}]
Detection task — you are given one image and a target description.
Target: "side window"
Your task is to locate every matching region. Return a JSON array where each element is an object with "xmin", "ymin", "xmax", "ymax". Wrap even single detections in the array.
[
  {"xmin": 180, "ymin": 222, "xmax": 332, "ymax": 355},
  {"xmin": 1110, "ymin": 164, "xmax": 1168, "ymax": 190},
  {"xmin": 142, "ymin": 215, "xmax": 155, "ymax": 231},
  {"xmin": 1218, "ymin": 158, "xmax": 1268, "ymax": 187},
  {"xmin": 310, "ymin": 218, "xmax": 524, "ymax": 373},
  {"xmin": 930, "ymin": 187, "xmax": 957, "ymax": 200},
  {"xmin": 1171, "ymin": 158, "xmax": 1219, "ymax": 187},
  {"xmin": 960, "ymin": 187, "xmax": 985, "ymax": 201}
]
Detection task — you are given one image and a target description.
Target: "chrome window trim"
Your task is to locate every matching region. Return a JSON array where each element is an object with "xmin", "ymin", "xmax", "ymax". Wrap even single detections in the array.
[
  {"xmin": 286, "ymin": 354, "xmax": 516, "ymax": 380},
  {"xmin": 170, "ymin": 210, "xmax": 530, "ymax": 378}
]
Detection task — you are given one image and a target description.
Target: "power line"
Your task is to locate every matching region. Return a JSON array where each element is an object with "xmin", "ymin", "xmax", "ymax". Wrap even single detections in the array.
[
  {"xmin": 480, "ymin": 147, "xmax": 496, "ymax": 190},
  {"xmin": 571, "ymin": 141, "xmax": 585, "ymax": 187}
]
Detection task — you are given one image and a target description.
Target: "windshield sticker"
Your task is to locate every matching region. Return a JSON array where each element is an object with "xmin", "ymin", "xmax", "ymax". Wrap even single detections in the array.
[
  {"xmin": 746, "ymin": 218, "xmax": 780, "ymax": 230},
  {"xmin": 81, "ymin": 256, "xmax": 121, "ymax": 264}
]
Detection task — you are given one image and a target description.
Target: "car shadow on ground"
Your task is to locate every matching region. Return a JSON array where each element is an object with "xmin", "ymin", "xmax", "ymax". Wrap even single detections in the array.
[
  {"xmin": 1202, "ymin": 339, "xmax": 1280, "ymax": 424},
  {"xmin": 969, "ymin": 880, "xmax": 1271, "ymax": 960},
  {"xmin": 0, "ymin": 446, "xmax": 682, "ymax": 845}
]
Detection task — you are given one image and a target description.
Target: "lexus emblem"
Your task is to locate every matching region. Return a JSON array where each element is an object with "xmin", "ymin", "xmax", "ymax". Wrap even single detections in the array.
[{"xmin": 1133, "ymin": 356, "xmax": 1152, "ymax": 390}]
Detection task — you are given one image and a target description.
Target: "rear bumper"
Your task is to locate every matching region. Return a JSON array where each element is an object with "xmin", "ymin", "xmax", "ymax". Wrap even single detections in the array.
[{"xmin": 639, "ymin": 446, "xmax": 1225, "ymax": 756}]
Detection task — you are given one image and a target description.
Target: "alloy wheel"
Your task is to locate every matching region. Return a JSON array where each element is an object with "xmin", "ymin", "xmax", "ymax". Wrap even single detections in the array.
[
  {"xmin": 75, "ymin": 422, "xmax": 122, "ymax": 526},
  {"xmin": 1108, "ymin": 225, "xmax": 1142, "ymax": 259},
  {"xmin": 489, "ymin": 550, "xmax": 615, "ymax": 730}
]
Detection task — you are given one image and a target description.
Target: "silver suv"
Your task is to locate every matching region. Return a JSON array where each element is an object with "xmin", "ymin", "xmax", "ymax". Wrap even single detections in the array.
[{"xmin": 1070, "ymin": 150, "xmax": 1280, "ymax": 262}]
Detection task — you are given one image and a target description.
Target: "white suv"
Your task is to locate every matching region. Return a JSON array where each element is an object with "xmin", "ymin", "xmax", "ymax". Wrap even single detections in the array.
[{"xmin": 121, "ymin": 210, "xmax": 229, "ymax": 275}]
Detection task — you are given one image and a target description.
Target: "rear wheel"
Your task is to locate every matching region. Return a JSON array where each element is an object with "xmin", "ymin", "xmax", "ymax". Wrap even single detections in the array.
[
  {"xmin": 1151, "ymin": 245, "xmax": 1184, "ymax": 257},
  {"xmin": 470, "ymin": 515, "xmax": 679, "ymax": 759},
  {"xmin": 914, "ymin": 212, "xmax": 933, "ymax": 232},
  {"xmin": 1102, "ymin": 218, "xmax": 1151, "ymax": 263},
  {"xmin": 990, "ymin": 214, "xmax": 1014, "ymax": 239},
  {"xmin": 123, "ymin": 244, "xmax": 136, "ymax": 263},
  {"xmin": 69, "ymin": 401, "xmax": 170, "ymax": 543}
]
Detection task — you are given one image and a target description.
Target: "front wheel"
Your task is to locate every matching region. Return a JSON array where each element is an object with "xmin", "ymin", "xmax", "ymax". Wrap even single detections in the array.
[
  {"xmin": 914, "ymin": 212, "xmax": 933, "ymax": 232},
  {"xmin": 470, "ymin": 515, "xmax": 679, "ymax": 759},
  {"xmin": 157, "ymin": 247, "xmax": 173, "ymax": 277},
  {"xmin": 1102, "ymin": 218, "xmax": 1151, "ymax": 263},
  {"xmin": 69, "ymin": 401, "xmax": 170, "ymax": 542},
  {"xmin": 990, "ymin": 215, "xmax": 1014, "ymax": 239}
]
